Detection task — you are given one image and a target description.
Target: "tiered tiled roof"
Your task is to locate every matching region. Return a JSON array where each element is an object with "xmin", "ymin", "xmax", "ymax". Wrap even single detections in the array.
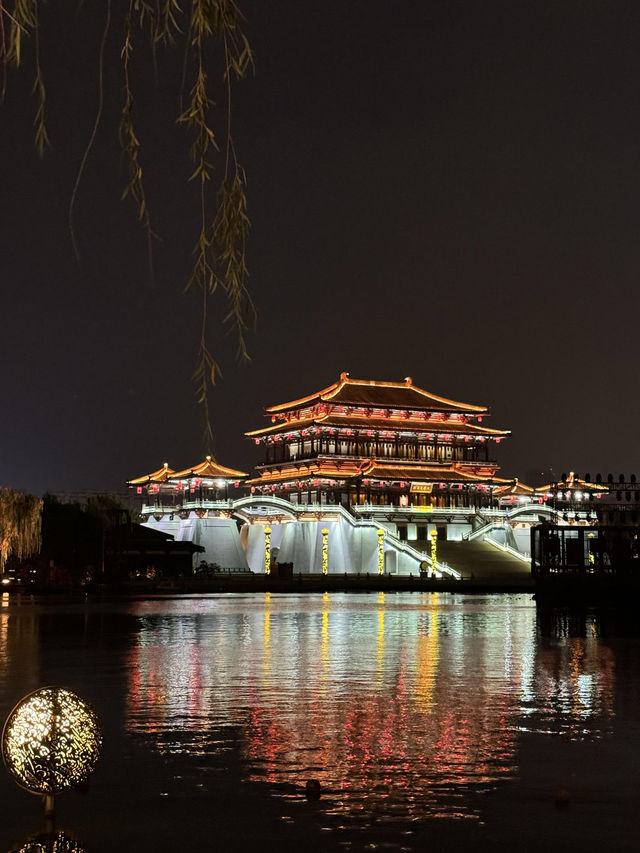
[
  {"xmin": 170, "ymin": 456, "xmax": 247, "ymax": 480},
  {"xmin": 492, "ymin": 478, "xmax": 537, "ymax": 498},
  {"xmin": 536, "ymin": 472, "xmax": 607, "ymax": 493},
  {"xmin": 247, "ymin": 373, "xmax": 508, "ymax": 489},
  {"xmin": 247, "ymin": 460, "xmax": 504, "ymax": 486},
  {"xmin": 128, "ymin": 457, "xmax": 246, "ymax": 486},
  {"xmin": 264, "ymin": 373, "xmax": 489, "ymax": 416},
  {"xmin": 128, "ymin": 462, "xmax": 176, "ymax": 485},
  {"xmin": 246, "ymin": 414, "xmax": 508, "ymax": 438}
]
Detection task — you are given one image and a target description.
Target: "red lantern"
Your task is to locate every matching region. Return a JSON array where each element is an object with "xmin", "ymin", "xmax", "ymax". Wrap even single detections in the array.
[{"xmin": 136, "ymin": 487, "xmax": 142, "ymax": 494}]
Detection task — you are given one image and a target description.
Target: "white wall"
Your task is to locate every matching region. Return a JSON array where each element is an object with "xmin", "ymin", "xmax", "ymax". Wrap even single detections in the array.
[{"xmin": 143, "ymin": 514, "xmax": 249, "ymax": 570}]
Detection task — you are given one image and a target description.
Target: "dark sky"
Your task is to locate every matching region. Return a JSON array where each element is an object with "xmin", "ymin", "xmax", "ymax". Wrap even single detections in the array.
[{"xmin": 2, "ymin": 0, "xmax": 640, "ymax": 495}]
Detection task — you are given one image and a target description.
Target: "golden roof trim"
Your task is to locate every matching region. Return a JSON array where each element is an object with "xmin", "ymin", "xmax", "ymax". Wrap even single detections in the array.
[
  {"xmin": 127, "ymin": 462, "xmax": 175, "ymax": 485},
  {"xmin": 265, "ymin": 373, "xmax": 489, "ymax": 415}
]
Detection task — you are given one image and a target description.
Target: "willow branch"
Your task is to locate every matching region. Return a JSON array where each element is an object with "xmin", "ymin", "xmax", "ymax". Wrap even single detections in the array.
[{"xmin": 69, "ymin": 0, "xmax": 112, "ymax": 263}]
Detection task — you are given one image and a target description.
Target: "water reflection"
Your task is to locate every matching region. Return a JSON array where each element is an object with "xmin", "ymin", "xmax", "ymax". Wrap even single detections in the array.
[{"xmin": 124, "ymin": 593, "xmax": 616, "ymax": 823}]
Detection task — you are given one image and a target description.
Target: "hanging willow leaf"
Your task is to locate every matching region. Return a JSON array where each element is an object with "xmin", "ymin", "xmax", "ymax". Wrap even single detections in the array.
[
  {"xmin": 1, "ymin": 0, "xmax": 255, "ymax": 453},
  {"xmin": 0, "ymin": 489, "xmax": 42, "ymax": 570}
]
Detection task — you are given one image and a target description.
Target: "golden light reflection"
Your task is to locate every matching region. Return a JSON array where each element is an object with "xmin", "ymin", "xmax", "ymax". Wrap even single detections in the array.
[
  {"xmin": 377, "ymin": 593, "xmax": 385, "ymax": 683},
  {"xmin": 263, "ymin": 592, "xmax": 272, "ymax": 681},
  {"xmin": 415, "ymin": 599, "xmax": 439, "ymax": 713},
  {"xmin": 123, "ymin": 595, "xmax": 617, "ymax": 822},
  {"xmin": 2, "ymin": 687, "xmax": 102, "ymax": 795},
  {"xmin": 321, "ymin": 592, "xmax": 330, "ymax": 677}
]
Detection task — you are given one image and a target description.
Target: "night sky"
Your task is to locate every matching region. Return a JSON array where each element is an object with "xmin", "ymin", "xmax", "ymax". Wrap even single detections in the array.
[{"xmin": 2, "ymin": 0, "xmax": 640, "ymax": 496}]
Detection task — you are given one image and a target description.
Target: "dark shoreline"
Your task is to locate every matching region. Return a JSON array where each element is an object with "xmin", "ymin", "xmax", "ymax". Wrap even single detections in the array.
[
  {"xmin": 3, "ymin": 573, "xmax": 535, "ymax": 596},
  {"xmin": 9, "ymin": 574, "xmax": 640, "ymax": 603}
]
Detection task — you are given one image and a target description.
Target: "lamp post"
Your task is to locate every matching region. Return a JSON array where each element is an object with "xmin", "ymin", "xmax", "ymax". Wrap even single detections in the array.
[
  {"xmin": 321, "ymin": 528, "xmax": 329, "ymax": 574},
  {"xmin": 264, "ymin": 526, "xmax": 272, "ymax": 575},
  {"xmin": 377, "ymin": 528, "xmax": 385, "ymax": 575},
  {"xmin": 430, "ymin": 528, "xmax": 438, "ymax": 574},
  {"xmin": 2, "ymin": 687, "xmax": 103, "ymax": 824}
]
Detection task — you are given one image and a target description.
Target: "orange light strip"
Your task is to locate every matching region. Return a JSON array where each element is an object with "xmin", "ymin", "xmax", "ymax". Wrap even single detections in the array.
[{"xmin": 246, "ymin": 415, "xmax": 510, "ymax": 438}]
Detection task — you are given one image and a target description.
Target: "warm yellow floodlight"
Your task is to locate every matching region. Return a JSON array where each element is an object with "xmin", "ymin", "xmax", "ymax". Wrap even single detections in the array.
[{"xmin": 2, "ymin": 686, "xmax": 103, "ymax": 806}]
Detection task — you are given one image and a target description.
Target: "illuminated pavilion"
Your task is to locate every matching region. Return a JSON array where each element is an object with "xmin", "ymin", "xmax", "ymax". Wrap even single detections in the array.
[
  {"xmin": 246, "ymin": 373, "xmax": 510, "ymax": 511},
  {"xmin": 128, "ymin": 456, "xmax": 249, "ymax": 571},
  {"xmin": 130, "ymin": 376, "xmax": 519, "ymax": 576},
  {"xmin": 128, "ymin": 456, "xmax": 247, "ymax": 511}
]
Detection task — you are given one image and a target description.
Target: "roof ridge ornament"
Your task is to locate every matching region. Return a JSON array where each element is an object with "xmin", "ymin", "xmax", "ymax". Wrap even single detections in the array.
[
  {"xmin": 339, "ymin": 371, "xmax": 350, "ymax": 382},
  {"xmin": 404, "ymin": 376, "xmax": 412, "ymax": 385}
]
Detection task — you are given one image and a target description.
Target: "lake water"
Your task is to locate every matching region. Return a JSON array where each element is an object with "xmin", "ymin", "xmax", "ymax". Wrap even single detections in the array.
[{"xmin": 0, "ymin": 592, "xmax": 638, "ymax": 852}]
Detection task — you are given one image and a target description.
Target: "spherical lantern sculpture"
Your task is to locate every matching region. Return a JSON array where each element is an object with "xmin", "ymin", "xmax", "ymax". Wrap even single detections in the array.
[
  {"xmin": 2, "ymin": 687, "xmax": 102, "ymax": 814},
  {"xmin": 11, "ymin": 830, "xmax": 86, "ymax": 853}
]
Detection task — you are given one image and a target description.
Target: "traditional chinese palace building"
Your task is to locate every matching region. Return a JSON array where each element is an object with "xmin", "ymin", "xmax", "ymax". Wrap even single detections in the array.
[
  {"xmin": 245, "ymin": 373, "xmax": 510, "ymax": 510},
  {"xmin": 128, "ymin": 456, "xmax": 250, "ymax": 573},
  {"xmin": 130, "ymin": 375, "xmax": 520, "ymax": 577}
]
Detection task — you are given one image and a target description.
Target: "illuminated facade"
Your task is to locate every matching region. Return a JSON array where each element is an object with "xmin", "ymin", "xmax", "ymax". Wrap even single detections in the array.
[
  {"xmin": 128, "ymin": 456, "xmax": 247, "ymax": 511},
  {"xmin": 129, "ymin": 377, "xmax": 518, "ymax": 575},
  {"xmin": 128, "ymin": 456, "xmax": 250, "ymax": 571},
  {"xmin": 246, "ymin": 373, "xmax": 510, "ymax": 510}
]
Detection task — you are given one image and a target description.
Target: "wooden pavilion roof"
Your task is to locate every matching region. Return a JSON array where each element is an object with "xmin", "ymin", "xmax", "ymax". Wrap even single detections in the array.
[
  {"xmin": 536, "ymin": 472, "xmax": 608, "ymax": 493},
  {"xmin": 128, "ymin": 462, "xmax": 176, "ymax": 485},
  {"xmin": 247, "ymin": 459, "xmax": 503, "ymax": 486},
  {"xmin": 492, "ymin": 478, "xmax": 538, "ymax": 497},
  {"xmin": 361, "ymin": 463, "xmax": 502, "ymax": 483},
  {"xmin": 246, "ymin": 413, "xmax": 509, "ymax": 439},
  {"xmin": 264, "ymin": 373, "xmax": 490, "ymax": 416},
  {"xmin": 170, "ymin": 455, "xmax": 247, "ymax": 480}
]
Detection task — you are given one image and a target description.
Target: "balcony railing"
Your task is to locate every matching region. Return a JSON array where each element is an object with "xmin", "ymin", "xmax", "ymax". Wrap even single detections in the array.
[{"xmin": 257, "ymin": 451, "xmax": 494, "ymax": 469}]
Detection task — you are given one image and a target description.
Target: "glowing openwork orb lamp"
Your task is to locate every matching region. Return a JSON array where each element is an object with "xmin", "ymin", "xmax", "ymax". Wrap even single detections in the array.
[
  {"xmin": 11, "ymin": 830, "xmax": 86, "ymax": 853},
  {"xmin": 2, "ymin": 687, "xmax": 103, "ymax": 816}
]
